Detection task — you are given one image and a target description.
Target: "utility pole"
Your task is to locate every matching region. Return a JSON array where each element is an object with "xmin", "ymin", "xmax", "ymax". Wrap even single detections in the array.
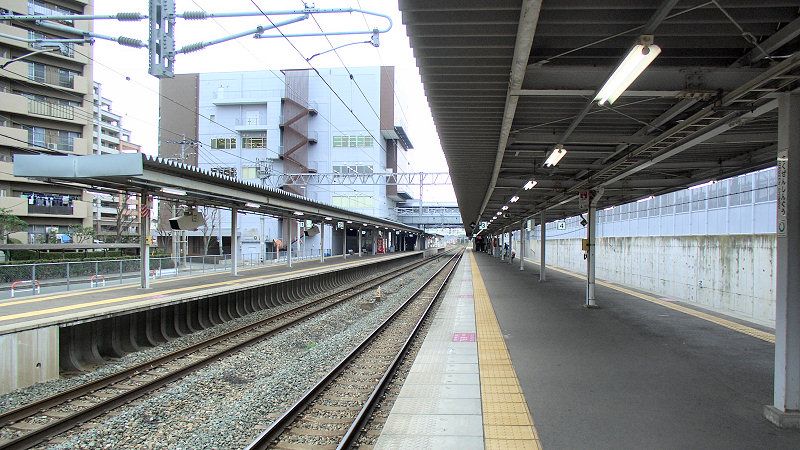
[{"xmin": 164, "ymin": 135, "xmax": 195, "ymax": 264}]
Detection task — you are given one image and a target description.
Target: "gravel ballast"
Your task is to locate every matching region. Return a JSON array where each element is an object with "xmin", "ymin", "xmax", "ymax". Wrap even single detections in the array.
[{"xmin": 15, "ymin": 255, "xmax": 452, "ymax": 449}]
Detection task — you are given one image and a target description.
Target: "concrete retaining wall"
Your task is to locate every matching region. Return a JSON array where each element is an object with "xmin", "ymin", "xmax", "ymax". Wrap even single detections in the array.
[
  {"xmin": 517, "ymin": 234, "xmax": 776, "ymax": 328},
  {"xmin": 0, "ymin": 326, "xmax": 59, "ymax": 395}
]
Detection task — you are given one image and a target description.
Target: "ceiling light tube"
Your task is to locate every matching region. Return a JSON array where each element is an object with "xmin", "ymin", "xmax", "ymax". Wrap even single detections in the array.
[
  {"xmin": 245, "ymin": 202, "xmax": 260, "ymax": 208},
  {"xmin": 595, "ymin": 37, "xmax": 661, "ymax": 106},
  {"xmin": 636, "ymin": 195, "xmax": 654, "ymax": 203},
  {"xmin": 543, "ymin": 146, "xmax": 567, "ymax": 167},
  {"xmin": 523, "ymin": 180, "xmax": 537, "ymax": 190},
  {"xmin": 161, "ymin": 187, "xmax": 186, "ymax": 196},
  {"xmin": 502, "ymin": 205, "xmax": 509, "ymax": 211},
  {"xmin": 510, "ymin": 195, "xmax": 520, "ymax": 203},
  {"xmin": 293, "ymin": 211, "xmax": 304, "ymax": 216},
  {"xmin": 324, "ymin": 216, "xmax": 332, "ymax": 220}
]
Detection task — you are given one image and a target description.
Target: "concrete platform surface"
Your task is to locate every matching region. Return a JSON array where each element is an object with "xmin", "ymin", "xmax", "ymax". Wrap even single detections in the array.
[
  {"xmin": 0, "ymin": 252, "xmax": 419, "ymax": 335},
  {"xmin": 476, "ymin": 250, "xmax": 799, "ymax": 449}
]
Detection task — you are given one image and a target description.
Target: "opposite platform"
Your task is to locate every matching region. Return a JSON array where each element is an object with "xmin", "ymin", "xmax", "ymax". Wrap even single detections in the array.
[{"xmin": 0, "ymin": 251, "xmax": 421, "ymax": 334}]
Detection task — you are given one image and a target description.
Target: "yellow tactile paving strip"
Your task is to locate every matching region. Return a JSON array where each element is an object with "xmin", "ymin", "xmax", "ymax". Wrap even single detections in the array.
[
  {"xmin": 470, "ymin": 252, "xmax": 542, "ymax": 450},
  {"xmin": 543, "ymin": 264, "xmax": 775, "ymax": 344}
]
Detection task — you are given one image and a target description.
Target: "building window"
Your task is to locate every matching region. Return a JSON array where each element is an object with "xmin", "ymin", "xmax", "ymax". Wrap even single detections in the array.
[
  {"xmin": 23, "ymin": 125, "xmax": 80, "ymax": 151},
  {"xmin": 210, "ymin": 137, "xmax": 236, "ymax": 149},
  {"xmin": 333, "ymin": 134, "xmax": 373, "ymax": 148},
  {"xmin": 243, "ymin": 134, "xmax": 267, "ymax": 149},
  {"xmin": 333, "ymin": 164, "xmax": 373, "ymax": 175},
  {"xmin": 241, "ymin": 167, "xmax": 258, "ymax": 179},
  {"xmin": 27, "ymin": 62, "xmax": 79, "ymax": 88},
  {"xmin": 28, "ymin": 0, "xmax": 80, "ymax": 25},
  {"xmin": 210, "ymin": 166, "xmax": 237, "ymax": 178}
]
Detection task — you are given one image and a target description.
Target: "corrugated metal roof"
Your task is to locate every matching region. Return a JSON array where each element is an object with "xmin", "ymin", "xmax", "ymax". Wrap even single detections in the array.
[{"xmin": 400, "ymin": 0, "xmax": 800, "ymax": 233}]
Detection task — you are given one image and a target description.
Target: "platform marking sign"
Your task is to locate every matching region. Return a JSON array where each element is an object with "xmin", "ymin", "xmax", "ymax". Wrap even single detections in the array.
[
  {"xmin": 452, "ymin": 332, "xmax": 476, "ymax": 342},
  {"xmin": 777, "ymin": 149, "xmax": 788, "ymax": 238}
]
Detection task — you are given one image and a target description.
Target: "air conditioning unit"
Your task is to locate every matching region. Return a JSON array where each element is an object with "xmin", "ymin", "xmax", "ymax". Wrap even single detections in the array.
[{"xmin": 47, "ymin": 143, "xmax": 58, "ymax": 151}]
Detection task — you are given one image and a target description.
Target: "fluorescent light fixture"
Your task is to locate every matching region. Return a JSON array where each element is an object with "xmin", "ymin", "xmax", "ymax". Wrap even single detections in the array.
[
  {"xmin": 603, "ymin": 206, "xmax": 614, "ymax": 212},
  {"xmin": 636, "ymin": 195, "xmax": 654, "ymax": 203},
  {"xmin": 293, "ymin": 211, "xmax": 304, "ymax": 216},
  {"xmin": 363, "ymin": 223, "xmax": 368, "ymax": 226},
  {"xmin": 346, "ymin": 220, "xmax": 353, "ymax": 224},
  {"xmin": 595, "ymin": 37, "xmax": 661, "ymax": 106},
  {"xmin": 161, "ymin": 187, "xmax": 187, "ymax": 196},
  {"xmin": 689, "ymin": 180, "xmax": 716, "ymax": 190},
  {"xmin": 502, "ymin": 205, "xmax": 509, "ymax": 211},
  {"xmin": 510, "ymin": 195, "xmax": 520, "ymax": 203},
  {"xmin": 543, "ymin": 146, "xmax": 567, "ymax": 167},
  {"xmin": 245, "ymin": 202, "xmax": 260, "ymax": 208},
  {"xmin": 324, "ymin": 216, "xmax": 332, "ymax": 220},
  {"xmin": 523, "ymin": 180, "xmax": 537, "ymax": 190}
]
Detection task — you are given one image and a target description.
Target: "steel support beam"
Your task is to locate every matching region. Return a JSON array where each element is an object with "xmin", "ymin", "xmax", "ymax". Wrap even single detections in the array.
[
  {"xmin": 735, "ymin": 16, "xmax": 800, "ymax": 67},
  {"xmin": 230, "ymin": 208, "xmax": 238, "ymax": 275},
  {"xmin": 474, "ymin": 0, "xmax": 543, "ymax": 237},
  {"xmin": 320, "ymin": 222, "xmax": 325, "ymax": 263},
  {"xmin": 539, "ymin": 211, "xmax": 546, "ymax": 282},
  {"xmin": 586, "ymin": 200, "xmax": 597, "ymax": 307},
  {"xmin": 140, "ymin": 190, "xmax": 150, "ymax": 289},
  {"xmin": 287, "ymin": 216, "xmax": 293, "ymax": 268},
  {"xmin": 519, "ymin": 220, "xmax": 525, "ymax": 271},
  {"xmin": 766, "ymin": 92, "xmax": 800, "ymax": 428},
  {"xmin": 342, "ymin": 226, "xmax": 347, "ymax": 258}
]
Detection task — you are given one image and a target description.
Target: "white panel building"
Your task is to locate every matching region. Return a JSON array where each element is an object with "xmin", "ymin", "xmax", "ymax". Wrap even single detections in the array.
[{"xmin": 159, "ymin": 67, "xmax": 413, "ymax": 257}]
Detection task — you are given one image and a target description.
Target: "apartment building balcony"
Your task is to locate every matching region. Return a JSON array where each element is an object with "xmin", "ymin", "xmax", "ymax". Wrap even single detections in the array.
[
  {"xmin": 234, "ymin": 118, "xmax": 270, "ymax": 132},
  {"xmin": 0, "ymin": 125, "xmax": 28, "ymax": 149},
  {"xmin": 28, "ymin": 99, "xmax": 75, "ymax": 121},
  {"xmin": 0, "ymin": 22, "xmax": 28, "ymax": 50},
  {"xmin": 0, "ymin": 92, "xmax": 27, "ymax": 115},
  {"xmin": 28, "ymin": 204, "xmax": 73, "ymax": 215},
  {"xmin": 0, "ymin": 196, "xmax": 91, "ymax": 221},
  {"xmin": 0, "ymin": 59, "xmax": 89, "ymax": 95}
]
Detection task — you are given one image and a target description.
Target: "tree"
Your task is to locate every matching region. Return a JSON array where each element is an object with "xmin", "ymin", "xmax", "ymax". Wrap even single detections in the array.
[
  {"xmin": 0, "ymin": 207, "xmax": 27, "ymax": 243},
  {"xmin": 112, "ymin": 192, "xmax": 138, "ymax": 242},
  {"xmin": 200, "ymin": 206, "xmax": 219, "ymax": 255},
  {"xmin": 68, "ymin": 225, "xmax": 95, "ymax": 243}
]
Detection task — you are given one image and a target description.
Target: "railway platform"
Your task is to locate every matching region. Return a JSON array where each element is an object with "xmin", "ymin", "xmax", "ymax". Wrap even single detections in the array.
[
  {"xmin": 0, "ymin": 251, "xmax": 424, "ymax": 394},
  {"xmin": 375, "ymin": 248, "xmax": 798, "ymax": 449}
]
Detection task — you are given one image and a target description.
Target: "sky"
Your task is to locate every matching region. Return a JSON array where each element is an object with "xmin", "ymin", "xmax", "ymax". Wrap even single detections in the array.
[{"xmin": 91, "ymin": 0, "xmax": 457, "ymax": 203}]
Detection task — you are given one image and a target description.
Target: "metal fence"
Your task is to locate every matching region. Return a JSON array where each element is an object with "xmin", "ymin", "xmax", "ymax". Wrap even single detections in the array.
[{"xmin": 0, "ymin": 249, "xmax": 331, "ymax": 299}]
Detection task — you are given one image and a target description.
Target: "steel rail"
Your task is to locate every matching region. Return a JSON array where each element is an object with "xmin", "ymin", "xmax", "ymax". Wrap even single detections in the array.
[
  {"xmin": 246, "ymin": 249, "xmax": 463, "ymax": 449},
  {"xmin": 0, "ymin": 253, "xmax": 448, "ymax": 450}
]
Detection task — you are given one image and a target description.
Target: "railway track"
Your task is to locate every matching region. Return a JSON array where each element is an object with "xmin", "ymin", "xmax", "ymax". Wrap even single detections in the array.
[
  {"xmin": 247, "ymin": 249, "xmax": 463, "ymax": 449},
  {"xmin": 0, "ymin": 252, "xmax": 453, "ymax": 450}
]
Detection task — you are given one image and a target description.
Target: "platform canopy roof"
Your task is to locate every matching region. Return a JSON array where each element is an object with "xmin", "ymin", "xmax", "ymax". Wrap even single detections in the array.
[
  {"xmin": 399, "ymin": 0, "xmax": 800, "ymax": 234},
  {"xmin": 13, "ymin": 154, "xmax": 424, "ymax": 234}
]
